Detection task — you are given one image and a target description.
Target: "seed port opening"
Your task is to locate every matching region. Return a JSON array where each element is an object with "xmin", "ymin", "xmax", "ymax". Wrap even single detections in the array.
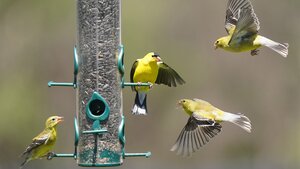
[{"xmin": 89, "ymin": 99, "xmax": 106, "ymax": 117}]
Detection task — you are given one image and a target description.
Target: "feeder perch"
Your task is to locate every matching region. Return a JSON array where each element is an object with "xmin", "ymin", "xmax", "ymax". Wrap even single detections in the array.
[{"xmin": 48, "ymin": 47, "xmax": 78, "ymax": 88}]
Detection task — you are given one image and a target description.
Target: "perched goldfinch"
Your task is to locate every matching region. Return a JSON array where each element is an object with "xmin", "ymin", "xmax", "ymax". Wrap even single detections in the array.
[
  {"xmin": 20, "ymin": 116, "xmax": 63, "ymax": 167},
  {"xmin": 130, "ymin": 52, "xmax": 185, "ymax": 115},
  {"xmin": 171, "ymin": 99, "xmax": 251, "ymax": 156},
  {"xmin": 214, "ymin": 0, "xmax": 289, "ymax": 57}
]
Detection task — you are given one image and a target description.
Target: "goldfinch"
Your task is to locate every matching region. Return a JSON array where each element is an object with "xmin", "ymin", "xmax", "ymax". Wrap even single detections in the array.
[
  {"xmin": 214, "ymin": 0, "xmax": 289, "ymax": 57},
  {"xmin": 20, "ymin": 116, "xmax": 63, "ymax": 167},
  {"xmin": 171, "ymin": 99, "xmax": 251, "ymax": 156},
  {"xmin": 130, "ymin": 52, "xmax": 185, "ymax": 115}
]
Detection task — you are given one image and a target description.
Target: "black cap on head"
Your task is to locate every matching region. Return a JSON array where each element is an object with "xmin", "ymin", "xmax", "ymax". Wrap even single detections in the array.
[{"xmin": 152, "ymin": 52, "xmax": 160, "ymax": 57}]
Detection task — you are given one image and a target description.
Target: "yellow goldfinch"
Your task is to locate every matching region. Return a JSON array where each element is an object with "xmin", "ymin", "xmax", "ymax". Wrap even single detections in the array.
[
  {"xmin": 20, "ymin": 116, "xmax": 63, "ymax": 167},
  {"xmin": 130, "ymin": 52, "xmax": 185, "ymax": 115},
  {"xmin": 214, "ymin": 0, "xmax": 289, "ymax": 57},
  {"xmin": 171, "ymin": 99, "xmax": 251, "ymax": 156}
]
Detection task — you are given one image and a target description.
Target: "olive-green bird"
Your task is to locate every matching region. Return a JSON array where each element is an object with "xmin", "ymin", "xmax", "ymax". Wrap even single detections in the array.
[
  {"xmin": 214, "ymin": 0, "xmax": 289, "ymax": 57},
  {"xmin": 171, "ymin": 99, "xmax": 251, "ymax": 156},
  {"xmin": 130, "ymin": 52, "xmax": 185, "ymax": 115},
  {"xmin": 20, "ymin": 116, "xmax": 63, "ymax": 167}
]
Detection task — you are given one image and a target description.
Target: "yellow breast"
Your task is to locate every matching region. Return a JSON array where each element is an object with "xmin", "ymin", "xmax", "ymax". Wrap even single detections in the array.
[
  {"xmin": 133, "ymin": 61, "xmax": 159, "ymax": 92},
  {"xmin": 31, "ymin": 129, "xmax": 57, "ymax": 160}
]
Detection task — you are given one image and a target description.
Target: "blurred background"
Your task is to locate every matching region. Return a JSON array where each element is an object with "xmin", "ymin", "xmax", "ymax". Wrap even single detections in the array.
[{"xmin": 1, "ymin": 0, "xmax": 300, "ymax": 168}]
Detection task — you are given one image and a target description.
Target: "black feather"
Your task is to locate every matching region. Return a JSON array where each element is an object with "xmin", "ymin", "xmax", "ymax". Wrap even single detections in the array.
[{"xmin": 155, "ymin": 62, "xmax": 185, "ymax": 87}]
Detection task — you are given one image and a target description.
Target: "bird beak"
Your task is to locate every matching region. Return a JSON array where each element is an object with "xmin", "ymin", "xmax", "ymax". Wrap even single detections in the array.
[
  {"xmin": 156, "ymin": 56, "xmax": 162, "ymax": 62},
  {"xmin": 57, "ymin": 116, "xmax": 64, "ymax": 123},
  {"xmin": 176, "ymin": 101, "xmax": 182, "ymax": 109},
  {"xmin": 214, "ymin": 44, "xmax": 218, "ymax": 50}
]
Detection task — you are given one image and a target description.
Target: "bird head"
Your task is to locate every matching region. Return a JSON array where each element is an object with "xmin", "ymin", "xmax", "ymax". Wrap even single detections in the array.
[
  {"xmin": 144, "ymin": 52, "xmax": 161, "ymax": 63},
  {"xmin": 178, "ymin": 99, "xmax": 191, "ymax": 109},
  {"xmin": 214, "ymin": 37, "xmax": 227, "ymax": 49},
  {"xmin": 45, "ymin": 116, "xmax": 64, "ymax": 128},
  {"xmin": 178, "ymin": 99, "xmax": 194, "ymax": 115}
]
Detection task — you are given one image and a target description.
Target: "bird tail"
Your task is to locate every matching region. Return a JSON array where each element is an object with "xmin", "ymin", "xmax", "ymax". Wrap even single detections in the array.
[
  {"xmin": 20, "ymin": 157, "xmax": 31, "ymax": 168},
  {"xmin": 222, "ymin": 112, "xmax": 251, "ymax": 133},
  {"xmin": 132, "ymin": 92, "xmax": 147, "ymax": 115},
  {"xmin": 258, "ymin": 36, "xmax": 289, "ymax": 57}
]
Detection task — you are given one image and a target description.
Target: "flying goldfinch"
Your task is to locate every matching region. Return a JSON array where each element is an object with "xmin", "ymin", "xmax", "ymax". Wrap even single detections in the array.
[
  {"xmin": 214, "ymin": 0, "xmax": 289, "ymax": 57},
  {"xmin": 20, "ymin": 116, "xmax": 63, "ymax": 167},
  {"xmin": 171, "ymin": 99, "xmax": 251, "ymax": 156},
  {"xmin": 130, "ymin": 52, "xmax": 185, "ymax": 115}
]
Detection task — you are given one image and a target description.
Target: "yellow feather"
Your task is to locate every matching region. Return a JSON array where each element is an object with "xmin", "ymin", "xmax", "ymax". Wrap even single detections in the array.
[
  {"xmin": 179, "ymin": 99, "xmax": 225, "ymax": 122},
  {"xmin": 133, "ymin": 53, "xmax": 159, "ymax": 92},
  {"xmin": 30, "ymin": 129, "xmax": 57, "ymax": 160},
  {"xmin": 215, "ymin": 34, "xmax": 261, "ymax": 53},
  {"xmin": 21, "ymin": 116, "xmax": 63, "ymax": 167}
]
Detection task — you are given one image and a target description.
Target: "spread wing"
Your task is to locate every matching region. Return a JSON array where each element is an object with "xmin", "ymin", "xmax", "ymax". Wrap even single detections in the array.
[
  {"xmin": 130, "ymin": 60, "xmax": 139, "ymax": 91},
  {"xmin": 170, "ymin": 113, "xmax": 222, "ymax": 157},
  {"xmin": 229, "ymin": 6, "xmax": 260, "ymax": 46},
  {"xmin": 155, "ymin": 62, "xmax": 185, "ymax": 87},
  {"xmin": 225, "ymin": 0, "xmax": 259, "ymax": 34},
  {"xmin": 21, "ymin": 132, "xmax": 50, "ymax": 156},
  {"xmin": 225, "ymin": 0, "xmax": 253, "ymax": 34}
]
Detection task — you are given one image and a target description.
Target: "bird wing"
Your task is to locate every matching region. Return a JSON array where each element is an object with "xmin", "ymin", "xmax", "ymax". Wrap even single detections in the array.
[
  {"xmin": 191, "ymin": 111, "xmax": 217, "ymax": 125},
  {"xmin": 229, "ymin": 3, "xmax": 260, "ymax": 45},
  {"xmin": 225, "ymin": 0, "xmax": 254, "ymax": 34},
  {"xmin": 155, "ymin": 62, "xmax": 185, "ymax": 87},
  {"xmin": 192, "ymin": 98, "xmax": 212, "ymax": 106},
  {"xmin": 170, "ymin": 115, "xmax": 222, "ymax": 157},
  {"xmin": 130, "ymin": 60, "xmax": 139, "ymax": 91},
  {"xmin": 21, "ymin": 132, "xmax": 50, "ymax": 156}
]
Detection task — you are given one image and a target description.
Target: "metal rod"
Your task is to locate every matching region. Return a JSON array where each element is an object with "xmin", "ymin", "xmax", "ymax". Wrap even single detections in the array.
[
  {"xmin": 123, "ymin": 82, "xmax": 152, "ymax": 87},
  {"xmin": 82, "ymin": 129, "xmax": 108, "ymax": 134},
  {"xmin": 124, "ymin": 152, "xmax": 152, "ymax": 158},
  {"xmin": 48, "ymin": 81, "xmax": 75, "ymax": 88},
  {"xmin": 53, "ymin": 154, "xmax": 76, "ymax": 158}
]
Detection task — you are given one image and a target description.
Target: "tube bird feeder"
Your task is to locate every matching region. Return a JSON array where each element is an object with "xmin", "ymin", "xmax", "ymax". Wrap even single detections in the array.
[
  {"xmin": 48, "ymin": 0, "xmax": 151, "ymax": 167},
  {"xmin": 76, "ymin": 0, "xmax": 122, "ymax": 166}
]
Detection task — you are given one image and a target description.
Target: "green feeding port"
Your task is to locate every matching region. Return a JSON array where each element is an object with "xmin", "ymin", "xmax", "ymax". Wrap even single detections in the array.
[
  {"xmin": 89, "ymin": 99, "xmax": 106, "ymax": 117},
  {"xmin": 83, "ymin": 92, "xmax": 110, "ymax": 135},
  {"xmin": 86, "ymin": 92, "xmax": 110, "ymax": 121}
]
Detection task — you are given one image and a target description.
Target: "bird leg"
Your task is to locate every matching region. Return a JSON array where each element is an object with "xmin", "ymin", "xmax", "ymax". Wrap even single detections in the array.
[
  {"xmin": 136, "ymin": 82, "xmax": 142, "ymax": 89},
  {"xmin": 148, "ymin": 82, "xmax": 153, "ymax": 89},
  {"xmin": 251, "ymin": 49, "xmax": 259, "ymax": 56}
]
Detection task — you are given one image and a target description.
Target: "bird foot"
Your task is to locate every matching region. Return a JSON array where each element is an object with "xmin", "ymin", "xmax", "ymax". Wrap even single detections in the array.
[
  {"xmin": 46, "ymin": 152, "xmax": 55, "ymax": 160},
  {"xmin": 136, "ymin": 82, "xmax": 142, "ymax": 89},
  {"xmin": 148, "ymin": 82, "xmax": 153, "ymax": 89},
  {"xmin": 251, "ymin": 49, "xmax": 259, "ymax": 56}
]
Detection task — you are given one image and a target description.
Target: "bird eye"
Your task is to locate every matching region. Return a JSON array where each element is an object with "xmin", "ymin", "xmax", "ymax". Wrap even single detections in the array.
[
  {"xmin": 52, "ymin": 118, "xmax": 55, "ymax": 121},
  {"xmin": 216, "ymin": 40, "xmax": 219, "ymax": 44},
  {"xmin": 182, "ymin": 100, "xmax": 185, "ymax": 103}
]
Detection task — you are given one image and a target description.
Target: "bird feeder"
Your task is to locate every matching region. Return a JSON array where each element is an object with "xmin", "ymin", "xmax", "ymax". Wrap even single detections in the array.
[{"xmin": 47, "ymin": 0, "xmax": 151, "ymax": 167}]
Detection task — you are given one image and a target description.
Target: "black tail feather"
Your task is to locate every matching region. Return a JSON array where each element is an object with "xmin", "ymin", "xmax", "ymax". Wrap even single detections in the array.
[{"xmin": 132, "ymin": 92, "xmax": 147, "ymax": 115}]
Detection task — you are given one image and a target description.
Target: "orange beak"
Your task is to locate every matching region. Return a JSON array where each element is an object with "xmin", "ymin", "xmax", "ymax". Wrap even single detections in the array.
[{"xmin": 57, "ymin": 116, "xmax": 64, "ymax": 123}]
